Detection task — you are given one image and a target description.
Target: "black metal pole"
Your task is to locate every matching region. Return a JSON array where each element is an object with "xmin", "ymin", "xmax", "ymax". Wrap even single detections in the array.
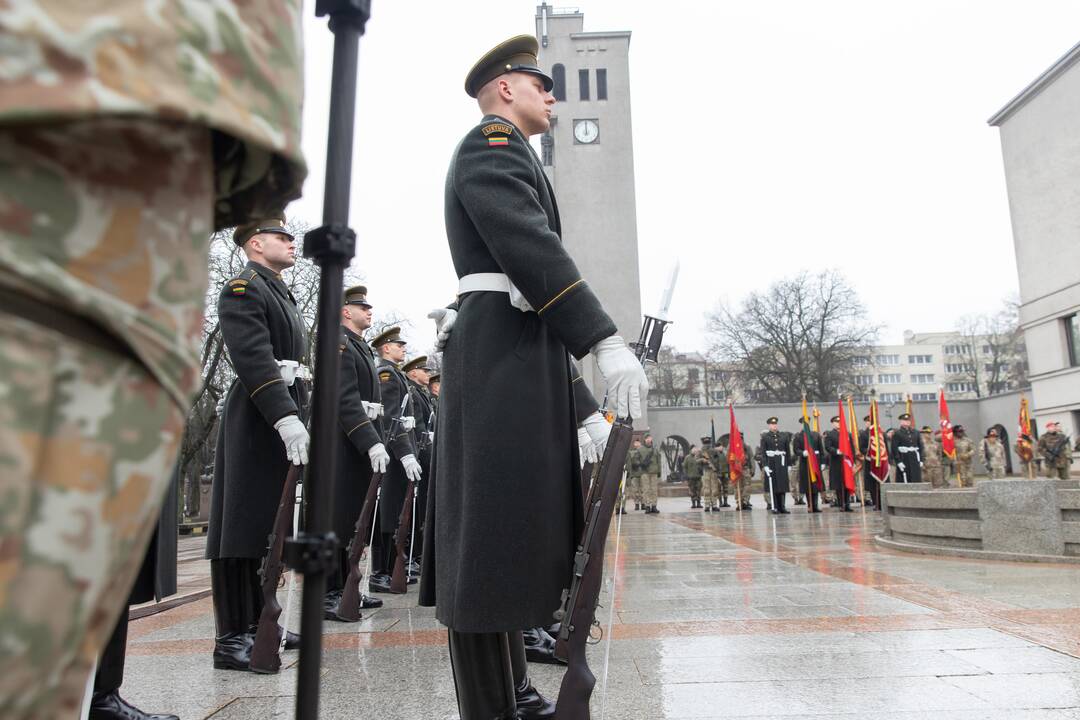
[{"xmin": 288, "ymin": 3, "xmax": 370, "ymax": 719}]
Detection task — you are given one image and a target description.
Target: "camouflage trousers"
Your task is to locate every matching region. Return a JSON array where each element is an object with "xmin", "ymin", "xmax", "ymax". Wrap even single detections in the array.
[
  {"xmin": 924, "ymin": 464, "xmax": 946, "ymax": 488},
  {"xmin": 1045, "ymin": 464, "xmax": 1070, "ymax": 480},
  {"xmin": 701, "ymin": 469, "xmax": 719, "ymax": 507},
  {"xmin": 0, "ymin": 120, "xmax": 211, "ymax": 719},
  {"xmin": 640, "ymin": 473, "xmax": 659, "ymax": 507},
  {"xmin": 952, "ymin": 462, "xmax": 973, "ymax": 488},
  {"xmin": 686, "ymin": 477, "xmax": 702, "ymax": 503}
]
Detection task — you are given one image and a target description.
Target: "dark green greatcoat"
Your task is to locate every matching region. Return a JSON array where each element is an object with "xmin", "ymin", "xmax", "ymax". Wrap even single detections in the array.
[{"xmin": 419, "ymin": 114, "xmax": 617, "ymax": 632}]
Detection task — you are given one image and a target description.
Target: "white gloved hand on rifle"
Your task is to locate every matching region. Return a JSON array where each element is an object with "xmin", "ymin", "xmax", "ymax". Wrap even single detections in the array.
[
  {"xmin": 362, "ymin": 401, "xmax": 383, "ymax": 420},
  {"xmin": 591, "ymin": 336, "xmax": 648, "ymax": 420},
  {"xmin": 368, "ymin": 443, "xmax": 390, "ymax": 473},
  {"xmin": 582, "ymin": 411, "xmax": 612, "ymax": 458},
  {"xmin": 897, "ymin": 462, "xmax": 906, "ymax": 472},
  {"xmin": 577, "ymin": 426, "xmax": 598, "ymax": 467},
  {"xmin": 427, "ymin": 307, "xmax": 457, "ymax": 351},
  {"xmin": 401, "ymin": 454, "xmax": 423, "ymax": 482},
  {"xmin": 274, "ymin": 415, "xmax": 309, "ymax": 466}
]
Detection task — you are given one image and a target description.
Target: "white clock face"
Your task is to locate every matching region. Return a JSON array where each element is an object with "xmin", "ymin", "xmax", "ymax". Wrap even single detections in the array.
[{"xmin": 574, "ymin": 119, "xmax": 599, "ymax": 144}]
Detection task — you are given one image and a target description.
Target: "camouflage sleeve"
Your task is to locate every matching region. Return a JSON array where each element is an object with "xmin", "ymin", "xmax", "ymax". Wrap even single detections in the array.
[{"xmin": 218, "ymin": 275, "xmax": 298, "ymax": 425}]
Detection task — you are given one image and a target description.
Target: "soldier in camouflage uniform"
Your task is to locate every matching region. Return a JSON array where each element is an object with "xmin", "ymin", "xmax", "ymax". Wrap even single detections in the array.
[
  {"xmin": 716, "ymin": 438, "xmax": 733, "ymax": 508},
  {"xmin": 683, "ymin": 445, "xmax": 704, "ymax": 509},
  {"xmin": 921, "ymin": 427, "xmax": 946, "ymax": 488},
  {"xmin": 700, "ymin": 437, "xmax": 721, "ymax": 512},
  {"xmin": 621, "ymin": 437, "xmax": 642, "ymax": 513},
  {"xmin": 638, "ymin": 434, "xmax": 663, "ymax": 514},
  {"xmin": 980, "ymin": 429, "xmax": 1007, "ymax": 479},
  {"xmin": 0, "ymin": 3, "xmax": 305, "ymax": 717},
  {"xmin": 1037, "ymin": 421, "xmax": 1073, "ymax": 480},
  {"xmin": 951, "ymin": 425, "xmax": 976, "ymax": 487}
]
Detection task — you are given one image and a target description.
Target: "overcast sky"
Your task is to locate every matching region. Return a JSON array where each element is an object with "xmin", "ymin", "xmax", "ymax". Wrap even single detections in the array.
[{"xmin": 288, "ymin": 1, "xmax": 1080, "ymax": 354}]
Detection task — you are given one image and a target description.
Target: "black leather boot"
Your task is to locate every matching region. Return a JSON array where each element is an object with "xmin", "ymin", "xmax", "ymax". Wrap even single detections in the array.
[
  {"xmin": 522, "ymin": 626, "xmax": 564, "ymax": 665},
  {"xmin": 448, "ymin": 630, "xmax": 517, "ymax": 720},
  {"xmin": 211, "ymin": 559, "xmax": 253, "ymax": 671},
  {"xmin": 89, "ymin": 691, "xmax": 179, "ymax": 720},
  {"xmin": 510, "ymin": 630, "xmax": 556, "ymax": 718}
]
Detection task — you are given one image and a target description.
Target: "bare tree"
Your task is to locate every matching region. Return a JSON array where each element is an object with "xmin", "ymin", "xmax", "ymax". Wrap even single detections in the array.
[
  {"xmin": 951, "ymin": 297, "xmax": 1027, "ymax": 398},
  {"xmin": 706, "ymin": 270, "xmax": 881, "ymax": 403}
]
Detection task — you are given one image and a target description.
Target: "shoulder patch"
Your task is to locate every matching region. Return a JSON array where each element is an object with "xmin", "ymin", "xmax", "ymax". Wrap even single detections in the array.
[
  {"xmin": 378, "ymin": 370, "xmax": 392, "ymax": 382},
  {"xmin": 482, "ymin": 122, "xmax": 514, "ymax": 137},
  {"xmin": 228, "ymin": 279, "xmax": 248, "ymax": 287},
  {"xmin": 487, "ymin": 135, "xmax": 509, "ymax": 147}
]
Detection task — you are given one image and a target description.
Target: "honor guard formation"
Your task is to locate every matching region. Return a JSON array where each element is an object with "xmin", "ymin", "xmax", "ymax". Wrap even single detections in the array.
[{"xmin": 2, "ymin": 5, "xmax": 1079, "ymax": 720}]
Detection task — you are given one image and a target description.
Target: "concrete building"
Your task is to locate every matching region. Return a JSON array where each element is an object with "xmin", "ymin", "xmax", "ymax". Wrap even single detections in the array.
[
  {"xmin": 534, "ymin": 4, "xmax": 643, "ymax": 399},
  {"xmin": 649, "ymin": 331, "xmax": 1026, "ymax": 410},
  {"xmin": 990, "ymin": 41, "xmax": 1080, "ymax": 437}
]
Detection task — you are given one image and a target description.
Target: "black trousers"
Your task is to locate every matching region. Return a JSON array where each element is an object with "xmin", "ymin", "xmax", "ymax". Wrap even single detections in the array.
[
  {"xmin": 94, "ymin": 610, "xmax": 129, "ymax": 694},
  {"xmin": 210, "ymin": 558, "xmax": 263, "ymax": 637}
]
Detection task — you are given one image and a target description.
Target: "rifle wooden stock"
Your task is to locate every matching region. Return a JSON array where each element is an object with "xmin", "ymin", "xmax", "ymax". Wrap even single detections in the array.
[
  {"xmin": 553, "ymin": 420, "xmax": 633, "ymax": 720},
  {"xmin": 331, "ymin": 471, "xmax": 382, "ymax": 622},
  {"xmin": 389, "ymin": 478, "xmax": 416, "ymax": 594},
  {"xmin": 250, "ymin": 464, "xmax": 301, "ymax": 674}
]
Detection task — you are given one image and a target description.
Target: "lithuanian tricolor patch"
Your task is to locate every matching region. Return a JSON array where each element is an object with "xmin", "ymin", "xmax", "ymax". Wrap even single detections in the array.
[{"xmin": 488, "ymin": 136, "xmax": 509, "ymax": 147}]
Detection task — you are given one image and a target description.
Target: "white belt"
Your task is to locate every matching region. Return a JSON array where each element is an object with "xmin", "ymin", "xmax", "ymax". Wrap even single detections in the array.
[
  {"xmin": 898, "ymin": 446, "xmax": 919, "ymax": 453},
  {"xmin": 458, "ymin": 273, "xmax": 533, "ymax": 312},
  {"xmin": 277, "ymin": 359, "xmax": 312, "ymax": 387}
]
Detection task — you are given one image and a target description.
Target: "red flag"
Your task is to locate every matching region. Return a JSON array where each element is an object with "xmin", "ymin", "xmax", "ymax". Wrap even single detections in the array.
[
  {"xmin": 939, "ymin": 388, "xmax": 955, "ymax": 460},
  {"xmin": 728, "ymin": 404, "xmax": 745, "ymax": 481},
  {"xmin": 837, "ymin": 399, "xmax": 856, "ymax": 492},
  {"xmin": 868, "ymin": 399, "xmax": 890, "ymax": 482},
  {"xmin": 1017, "ymin": 395, "xmax": 1034, "ymax": 465}
]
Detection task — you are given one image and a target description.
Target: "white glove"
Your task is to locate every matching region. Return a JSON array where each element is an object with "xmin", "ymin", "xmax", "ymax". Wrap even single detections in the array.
[
  {"xmin": 577, "ymin": 426, "xmax": 598, "ymax": 467},
  {"xmin": 591, "ymin": 336, "xmax": 648, "ymax": 420},
  {"xmin": 274, "ymin": 415, "xmax": 309, "ymax": 466},
  {"xmin": 427, "ymin": 431, "xmax": 436, "ymax": 445},
  {"xmin": 428, "ymin": 307, "xmax": 457, "ymax": 351},
  {"xmin": 582, "ymin": 411, "xmax": 611, "ymax": 457},
  {"xmin": 802, "ymin": 450, "xmax": 809, "ymax": 457},
  {"xmin": 401, "ymin": 416, "xmax": 416, "ymax": 431},
  {"xmin": 214, "ymin": 393, "xmax": 227, "ymax": 417},
  {"xmin": 362, "ymin": 401, "xmax": 384, "ymax": 420},
  {"xmin": 368, "ymin": 443, "xmax": 390, "ymax": 473},
  {"xmin": 401, "ymin": 454, "xmax": 422, "ymax": 482},
  {"xmin": 898, "ymin": 462, "xmax": 906, "ymax": 472}
]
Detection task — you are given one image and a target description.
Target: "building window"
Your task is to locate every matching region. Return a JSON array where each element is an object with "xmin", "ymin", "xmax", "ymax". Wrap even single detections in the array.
[
  {"xmin": 947, "ymin": 382, "xmax": 974, "ymax": 393},
  {"xmin": 944, "ymin": 344, "xmax": 963, "ymax": 355},
  {"xmin": 596, "ymin": 68, "xmax": 607, "ymax": 99},
  {"xmin": 852, "ymin": 356, "xmax": 870, "ymax": 367},
  {"xmin": 945, "ymin": 363, "xmax": 972, "ymax": 374},
  {"xmin": 879, "ymin": 393, "xmax": 903, "ymax": 403},
  {"xmin": 687, "ymin": 368, "xmax": 699, "ymax": 382},
  {"xmin": 875, "ymin": 354, "xmax": 899, "ymax": 366},
  {"xmin": 912, "ymin": 393, "xmax": 936, "ymax": 401},
  {"xmin": 877, "ymin": 373, "xmax": 901, "ymax": 384},
  {"xmin": 854, "ymin": 375, "xmax": 873, "ymax": 386},
  {"xmin": 688, "ymin": 394, "xmax": 701, "ymax": 407},
  {"xmin": 579, "ymin": 69, "xmax": 590, "ymax": 100},
  {"xmin": 1066, "ymin": 313, "xmax": 1080, "ymax": 367},
  {"xmin": 981, "ymin": 344, "xmax": 992, "ymax": 355},
  {"xmin": 908, "ymin": 354, "xmax": 932, "ymax": 364},
  {"xmin": 910, "ymin": 373, "xmax": 935, "ymax": 384},
  {"xmin": 551, "ymin": 64, "xmax": 566, "ymax": 101},
  {"xmin": 710, "ymin": 390, "xmax": 727, "ymax": 404}
]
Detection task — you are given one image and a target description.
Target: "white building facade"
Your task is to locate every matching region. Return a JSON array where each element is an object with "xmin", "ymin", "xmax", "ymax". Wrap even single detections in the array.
[{"xmin": 990, "ymin": 41, "xmax": 1080, "ymax": 437}]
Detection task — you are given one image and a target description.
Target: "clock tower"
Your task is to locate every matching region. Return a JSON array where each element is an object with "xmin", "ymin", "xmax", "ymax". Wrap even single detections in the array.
[{"xmin": 534, "ymin": 4, "xmax": 644, "ymax": 403}]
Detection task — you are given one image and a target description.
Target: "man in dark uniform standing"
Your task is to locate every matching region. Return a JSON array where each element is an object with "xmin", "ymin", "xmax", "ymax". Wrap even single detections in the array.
[
  {"xmin": 419, "ymin": 35, "xmax": 648, "ymax": 719},
  {"xmin": 794, "ymin": 418, "xmax": 825, "ymax": 513},
  {"xmin": 325, "ymin": 286, "xmax": 389, "ymax": 619},
  {"xmin": 759, "ymin": 417, "xmax": 792, "ymax": 514},
  {"xmin": 403, "ymin": 355, "xmax": 435, "ymax": 575},
  {"xmin": 370, "ymin": 327, "xmax": 422, "ymax": 593},
  {"xmin": 206, "ymin": 215, "xmax": 308, "ymax": 670},
  {"xmin": 858, "ymin": 415, "xmax": 879, "ymax": 508},
  {"xmin": 891, "ymin": 413, "xmax": 924, "ymax": 484},
  {"xmin": 824, "ymin": 415, "xmax": 853, "ymax": 511}
]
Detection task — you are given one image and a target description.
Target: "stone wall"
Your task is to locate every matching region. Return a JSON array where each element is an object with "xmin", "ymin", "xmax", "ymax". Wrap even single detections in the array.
[{"xmin": 878, "ymin": 479, "xmax": 1080, "ymax": 562}]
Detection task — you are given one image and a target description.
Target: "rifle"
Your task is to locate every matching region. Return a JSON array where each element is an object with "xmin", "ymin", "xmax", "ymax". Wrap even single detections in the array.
[
  {"xmin": 250, "ymin": 464, "xmax": 302, "ymax": 674},
  {"xmin": 329, "ymin": 471, "xmax": 382, "ymax": 622},
  {"xmin": 389, "ymin": 478, "xmax": 416, "ymax": 594},
  {"xmin": 553, "ymin": 265, "xmax": 675, "ymax": 720}
]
